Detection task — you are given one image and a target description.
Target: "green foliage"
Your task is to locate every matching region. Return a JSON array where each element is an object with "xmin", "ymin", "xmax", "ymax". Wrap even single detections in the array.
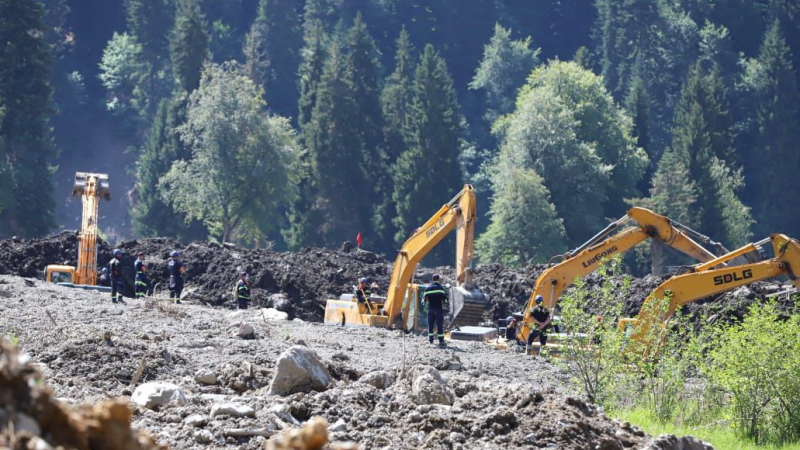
[
  {"xmin": 392, "ymin": 44, "xmax": 463, "ymax": 264},
  {"xmin": 0, "ymin": 0, "xmax": 56, "ymax": 238},
  {"xmin": 132, "ymin": 94, "xmax": 205, "ymax": 240},
  {"xmin": 376, "ymin": 26, "xmax": 416, "ymax": 253},
  {"xmin": 492, "ymin": 61, "xmax": 646, "ymax": 244},
  {"xmin": 99, "ymin": 32, "xmax": 143, "ymax": 114},
  {"xmin": 475, "ymin": 168, "xmax": 566, "ymax": 267},
  {"xmin": 749, "ymin": 20, "xmax": 800, "ymax": 237},
  {"xmin": 126, "ymin": 0, "xmax": 174, "ymax": 68},
  {"xmin": 469, "ymin": 23, "xmax": 540, "ymax": 123},
  {"xmin": 704, "ymin": 302, "xmax": 800, "ymax": 444},
  {"xmin": 630, "ymin": 149, "xmax": 699, "ymax": 274},
  {"xmin": 245, "ymin": 0, "xmax": 303, "ymax": 117},
  {"xmin": 170, "ymin": 0, "xmax": 208, "ymax": 92},
  {"xmin": 559, "ymin": 256, "xmax": 630, "ymax": 405},
  {"xmin": 159, "ymin": 63, "xmax": 300, "ymax": 242},
  {"xmin": 672, "ymin": 62, "xmax": 753, "ymax": 247},
  {"xmin": 297, "ymin": 20, "xmax": 327, "ymax": 133}
]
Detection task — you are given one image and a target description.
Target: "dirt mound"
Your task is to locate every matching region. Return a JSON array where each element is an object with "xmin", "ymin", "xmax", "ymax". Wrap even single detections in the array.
[
  {"xmin": 2, "ymin": 233, "xmax": 796, "ymax": 326},
  {"xmin": 0, "ymin": 338, "xmax": 164, "ymax": 450}
]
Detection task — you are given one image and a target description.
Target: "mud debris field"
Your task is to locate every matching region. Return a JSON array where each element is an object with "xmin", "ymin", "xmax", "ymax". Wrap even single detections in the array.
[{"xmin": 1, "ymin": 233, "xmax": 798, "ymax": 449}]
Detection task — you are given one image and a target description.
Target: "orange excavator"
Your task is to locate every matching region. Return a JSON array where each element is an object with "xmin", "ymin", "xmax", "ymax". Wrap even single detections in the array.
[
  {"xmin": 516, "ymin": 207, "xmax": 753, "ymax": 344},
  {"xmin": 45, "ymin": 172, "xmax": 111, "ymax": 290},
  {"xmin": 621, "ymin": 234, "xmax": 800, "ymax": 356}
]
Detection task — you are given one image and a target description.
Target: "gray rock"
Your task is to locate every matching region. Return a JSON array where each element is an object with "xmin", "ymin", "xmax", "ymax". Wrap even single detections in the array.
[
  {"xmin": 195, "ymin": 370, "xmax": 217, "ymax": 385},
  {"xmin": 269, "ymin": 293, "xmax": 293, "ymax": 312},
  {"xmin": 200, "ymin": 393, "xmax": 227, "ymax": 403},
  {"xmin": 184, "ymin": 414, "xmax": 207, "ymax": 427},
  {"xmin": 131, "ymin": 382, "xmax": 188, "ymax": 409},
  {"xmin": 237, "ymin": 323, "xmax": 255, "ymax": 339},
  {"xmin": 210, "ymin": 403, "xmax": 256, "ymax": 418},
  {"xmin": 328, "ymin": 419, "xmax": 348, "ymax": 433},
  {"xmin": 195, "ymin": 429, "xmax": 214, "ymax": 443},
  {"xmin": 26, "ymin": 437, "xmax": 54, "ymax": 450},
  {"xmin": 359, "ymin": 370, "xmax": 395, "ymax": 390},
  {"xmin": 267, "ymin": 345, "xmax": 332, "ymax": 396},
  {"xmin": 261, "ymin": 308, "xmax": 289, "ymax": 321},
  {"xmin": 643, "ymin": 435, "xmax": 715, "ymax": 450},
  {"xmin": 410, "ymin": 366, "xmax": 455, "ymax": 406}
]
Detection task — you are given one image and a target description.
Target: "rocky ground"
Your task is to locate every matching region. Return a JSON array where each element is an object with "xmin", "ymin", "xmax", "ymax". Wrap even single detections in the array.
[{"xmin": 0, "ymin": 275, "xmax": 717, "ymax": 450}]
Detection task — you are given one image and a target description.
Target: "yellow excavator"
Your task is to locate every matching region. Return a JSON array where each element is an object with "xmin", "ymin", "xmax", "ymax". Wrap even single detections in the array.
[
  {"xmin": 516, "ymin": 207, "xmax": 750, "ymax": 344},
  {"xmin": 621, "ymin": 234, "xmax": 800, "ymax": 356},
  {"xmin": 324, "ymin": 184, "xmax": 487, "ymax": 331},
  {"xmin": 45, "ymin": 172, "xmax": 111, "ymax": 291}
]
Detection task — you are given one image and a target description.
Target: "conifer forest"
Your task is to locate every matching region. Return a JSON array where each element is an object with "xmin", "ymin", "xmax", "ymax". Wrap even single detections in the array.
[{"xmin": 2, "ymin": 0, "xmax": 800, "ymax": 268}]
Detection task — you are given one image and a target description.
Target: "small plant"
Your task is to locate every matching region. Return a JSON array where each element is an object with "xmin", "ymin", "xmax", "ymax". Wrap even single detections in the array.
[{"xmin": 558, "ymin": 256, "xmax": 630, "ymax": 407}]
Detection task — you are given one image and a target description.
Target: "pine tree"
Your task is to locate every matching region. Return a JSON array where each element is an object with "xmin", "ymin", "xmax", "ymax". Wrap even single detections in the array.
[
  {"xmin": 625, "ymin": 55, "xmax": 653, "ymax": 192},
  {"xmin": 298, "ymin": 20, "xmax": 327, "ymax": 134},
  {"xmin": 306, "ymin": 39, "xmax": 368, "ymax": 245},
  {"xmin": 245, "ymin": 0, "xmax": 303, "ymax": 118},
  {"xmin": 132, "ymin": 95, "xmax": 206, "ymax": 240},
  {"xmin": 469, "ymin": 22, "xmax": 540, "ymax": 122},
  {"xmin": 752, "ymin": 20, "xmax": 800, "ymax": 236},
  {"xmin": 475, "ymin": 168, "xmax": 566, "ymax": 267},
  {"xmin": 0, "ymin": 0, "xmax": 56, "ymax": 237},
  {"xmin": 127, "ymin": 0, "xmax": 174, "ymax": 68},
  {"xmin": 672, "ymin": 63, "xmax": 752, "ymax": 246},
  {"xmin": 381, "ymin": 27, "xmax": 416, "ymax": 166},
  {"xmin": 375, "ymin": 26, "xmax": 415, "ymax": 254},
  {"xmin": 393, "ymin": 44, "xmax": 463, "ymax": 265},
  {"xmin": 634, "ymin": 149, "xmax": 699, "ymax": 274},
  {"xmin": 170, "ymin": 0, "xmax": 208, "ymax": 92}
]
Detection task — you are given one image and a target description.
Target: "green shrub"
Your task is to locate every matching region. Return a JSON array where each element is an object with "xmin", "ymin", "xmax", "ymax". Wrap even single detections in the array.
[{"xmin": 703, "ymin": 302, "xmax": 800, "ymax": 444}]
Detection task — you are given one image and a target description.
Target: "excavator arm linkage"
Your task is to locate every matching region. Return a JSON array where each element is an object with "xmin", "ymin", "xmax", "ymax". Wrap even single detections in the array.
[{"xmin": 518, "ymin": 207, "xmax": 730, "ymax": 343}]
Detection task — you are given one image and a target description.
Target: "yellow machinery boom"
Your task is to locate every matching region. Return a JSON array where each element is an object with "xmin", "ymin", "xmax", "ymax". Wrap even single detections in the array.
[
  {"xmin": 45, "ymin": 172, "xmax": 110, "ymax": 286},
  {"xmin": 622, "ymin": 234, "xmax": 800, "ymax": 355},
  {"xmin": 324, "ymin": 184, "xmax": 486, "ymax": 330},
  {"xmin": 518, "ymin": 207, "xmax": 735, "ymax": 343}
]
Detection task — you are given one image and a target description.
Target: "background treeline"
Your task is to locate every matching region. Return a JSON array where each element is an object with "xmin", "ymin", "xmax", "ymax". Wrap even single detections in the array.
[{"xmin": 1, "ymin": 0, "xmax": 799, "ymax": 268}]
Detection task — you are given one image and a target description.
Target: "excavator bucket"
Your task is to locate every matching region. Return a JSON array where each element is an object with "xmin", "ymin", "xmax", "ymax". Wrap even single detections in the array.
[
  {"xmin": 447, "ymin": 285, "xmax": 488, "ymax": 328},
  {"xmin": 73, "ymin": 172, "xmax": 111, "ymax": 200}
]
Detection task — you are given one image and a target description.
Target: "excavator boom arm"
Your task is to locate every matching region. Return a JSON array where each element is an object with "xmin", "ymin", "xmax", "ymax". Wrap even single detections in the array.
[
  {"xmin": 518, "ymin": 207, "xmax": 721, "ymax": 343},
  {"xmin": 382, "ymin": 185, "xmax": 478, "ymax": 324},
  {"xmin": 629, "ymin": 234, "xmax": 800, "ymax": 351}
]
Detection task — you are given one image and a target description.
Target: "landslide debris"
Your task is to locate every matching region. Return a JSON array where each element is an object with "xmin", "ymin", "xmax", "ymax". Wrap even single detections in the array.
[
  {"xmin": 1, "ymin": 233, "xmax": 797, "ymax": 327},
  {"xmin": 0, "ymin": 337, "xmax": 163, "ymax": 450},
  {"xmin": 0, "ymin": 275, "xmax": 716, "ymax": 449}
]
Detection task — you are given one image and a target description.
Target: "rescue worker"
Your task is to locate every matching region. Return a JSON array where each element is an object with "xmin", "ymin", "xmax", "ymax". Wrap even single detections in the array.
[
  {"xmin": 423, "ymin": 274, "xmax": 448, "ymax": 347},
  {"xmin": 98, "ymin": 267, "xmax": 110, "ymax": 287},
  {"xmin": 134, "ymin": 251, "xmax": 149, "ymax": 298},
  {"xmin": 168, "ymin": 250, "xmax": 185, "ymax": 303},
  {"xmin": 527, "ymin": 295, "xmax": 552, "ymax": 354},
  {"xmin": 354, "ymin": 277, "xmax": 372, "ymax": 310},
  {"xmin": 236, "ymin": 272, "xmax": 251, "ymax": 309},
  {"xmin": 107, "ymin": 249, "xmax": 123, "ymax": 304}
]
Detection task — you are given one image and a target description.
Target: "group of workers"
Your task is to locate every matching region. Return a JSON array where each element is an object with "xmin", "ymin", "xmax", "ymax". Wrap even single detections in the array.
[
  {"xmin": 504, "ymin": 295, "xmax": 551, "ymax": 352},
  {"xmin": 101, "ymin": 248, "xmax": 254, "ymax": 309}
]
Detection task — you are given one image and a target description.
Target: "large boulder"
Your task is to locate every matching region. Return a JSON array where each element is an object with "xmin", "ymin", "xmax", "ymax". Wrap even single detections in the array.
[
  {"xmin": 409, "ymin": 366, "xmax": 454, "ymax": 406},
  {"xmin": 643, "ymin": 435, "xmax": 714, "ymax": 450},
  {"xmin": 131, "ymin": 382, "xmax": 188, "ymax": 409},
  {"xmin": 268, "ymin": 345, "xmax": 332, "ymax": 396}
]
